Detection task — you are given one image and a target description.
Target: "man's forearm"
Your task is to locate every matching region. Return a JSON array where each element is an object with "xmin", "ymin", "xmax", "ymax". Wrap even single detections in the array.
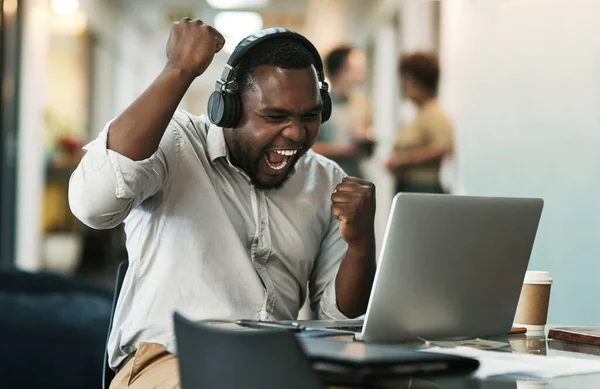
[
  {"xmin": 334, "ymin": 236, "xmax": 377, "ymax": 318},
  {"xmin": 107, "ymin": 65, "xmax": 196, "ymax": 161}
]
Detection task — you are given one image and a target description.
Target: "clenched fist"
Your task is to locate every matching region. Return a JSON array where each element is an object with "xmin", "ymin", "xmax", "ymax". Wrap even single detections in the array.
[
  {"xmin": 166, "ymin": 18, "xmax": 225, "ymax": 78},
  {"xmin": 331, "ymin": 177, "xmax": 376, "ymax": 248}
]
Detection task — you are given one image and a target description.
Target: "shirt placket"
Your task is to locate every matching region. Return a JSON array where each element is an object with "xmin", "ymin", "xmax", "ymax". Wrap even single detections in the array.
[{"xmin": 250, "ymin": 188, "xmax": 275, "ymax": 320}]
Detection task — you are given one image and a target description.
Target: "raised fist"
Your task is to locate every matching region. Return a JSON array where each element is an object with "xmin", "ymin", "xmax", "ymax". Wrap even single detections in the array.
[
  {"xmin": 331, "ymin": 177, "xmax": 376, "ymax": 248},
  {"xmin": 166, "ymin": 18, "xmax": 226, "ymax": 78}
]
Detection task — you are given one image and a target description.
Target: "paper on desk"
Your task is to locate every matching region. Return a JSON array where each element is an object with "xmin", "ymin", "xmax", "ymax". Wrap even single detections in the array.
[
  {"xmin": 428, "ymin": 338, "xmax": 510, "ymax": 350},
  {"xmin": 424, "ymin": 346, "xmax": 600, "ymax": 379}
]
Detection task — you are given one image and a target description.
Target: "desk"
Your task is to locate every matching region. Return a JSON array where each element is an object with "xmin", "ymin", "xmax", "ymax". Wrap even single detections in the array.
[{"xmin": 323, "ymin": 330, "xmax": 600, "ymax": 388}]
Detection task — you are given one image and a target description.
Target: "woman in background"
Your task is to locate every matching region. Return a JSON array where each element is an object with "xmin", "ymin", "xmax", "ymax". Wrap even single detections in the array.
[{"xmin": 386, "ymin": 52, "xmax": 454, "ymax": 194}]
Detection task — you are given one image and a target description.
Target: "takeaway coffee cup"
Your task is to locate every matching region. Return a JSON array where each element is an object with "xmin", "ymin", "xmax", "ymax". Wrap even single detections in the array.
[{"xmin": 514, "ymin": 271, "xmax": 552, "ymax": 335}]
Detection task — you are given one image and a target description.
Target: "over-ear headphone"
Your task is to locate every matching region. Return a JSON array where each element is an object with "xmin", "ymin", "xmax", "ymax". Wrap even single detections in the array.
[{"xmin": 207, "ymin": 27, "xmax": 332, "ymax": 128}]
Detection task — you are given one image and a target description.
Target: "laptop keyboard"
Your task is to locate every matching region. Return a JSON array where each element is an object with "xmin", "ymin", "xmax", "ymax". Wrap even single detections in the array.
[{"xmin": 325, "ymin": 325, "xmax": 364, "ymax": 333}]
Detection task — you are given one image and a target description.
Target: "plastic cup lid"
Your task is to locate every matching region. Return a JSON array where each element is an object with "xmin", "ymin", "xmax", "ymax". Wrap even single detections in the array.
[{"xmin": 524, "ymin": 270, "xmax": 552, "ymax": 284}]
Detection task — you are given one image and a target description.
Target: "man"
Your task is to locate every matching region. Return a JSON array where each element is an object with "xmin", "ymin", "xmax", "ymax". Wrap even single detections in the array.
[
  {"xmin": 69, "ymin": 20, "xmax": 376, "ymax": 388},
  {"xmin": 312, "ymin": 45, "xmax": 373, "ymax": 178},
  {"xmin": 385, "ymin": 52, "xmax": 454, "ymax": 194}
]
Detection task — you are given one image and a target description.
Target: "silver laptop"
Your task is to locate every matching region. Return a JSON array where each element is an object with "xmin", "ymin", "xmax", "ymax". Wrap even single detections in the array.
[{"xmin": 295, "ymin": 193, "xmax": 544, "ymax": 342}]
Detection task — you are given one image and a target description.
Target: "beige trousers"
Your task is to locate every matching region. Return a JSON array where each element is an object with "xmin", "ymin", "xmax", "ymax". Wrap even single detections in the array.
[{"xmin": 109, "ymin": 342, "xmax": 180, "ymax": 389}]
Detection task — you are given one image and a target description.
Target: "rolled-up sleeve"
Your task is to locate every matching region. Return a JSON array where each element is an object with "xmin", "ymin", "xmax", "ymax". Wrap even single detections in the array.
[
  {"xmin": 309, "ymin": 215, "xmax": 350, "ymax": 320},
  {"xmin": 68, "ymin": 119, "xmax": 180, "ymax": 229}
]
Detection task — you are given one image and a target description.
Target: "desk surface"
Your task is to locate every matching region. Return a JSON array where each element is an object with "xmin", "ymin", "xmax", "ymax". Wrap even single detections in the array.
[
  {"xmin": 214, "ymin": 321, "xmax": 600, "ymax": 388},
  {"xmin": 325, "ymin": 329, "xmax": 600, "ymax": 389}
]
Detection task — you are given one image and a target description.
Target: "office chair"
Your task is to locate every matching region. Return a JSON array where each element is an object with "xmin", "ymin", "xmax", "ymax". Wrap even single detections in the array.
[
  {"xmin": 173, "ymin": 312, "xmax": 324, "ymax": 389},
  {"xmin": 102, "ymin": 261, "xmax": 128, "ymax": 389}
]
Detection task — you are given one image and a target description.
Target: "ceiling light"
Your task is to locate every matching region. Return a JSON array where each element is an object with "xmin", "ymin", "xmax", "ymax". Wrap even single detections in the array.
[
  {"xmin": 51, "ymin": 0, "xmax": 79, "ymax": 15},
  {"xmin": 207, "ymin": 0, "xmax": 269, "ymax": 10},
  {"xmin": 214, "ymin": 11, "xmax": 263, "ymax": 54}
]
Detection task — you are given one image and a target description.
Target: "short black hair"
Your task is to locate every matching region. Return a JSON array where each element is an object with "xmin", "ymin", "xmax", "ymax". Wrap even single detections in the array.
[
  {"xmin": 325, "ymin": 45, "xmax": 353, "ymax": 78},
  {"xmin": 231, "ymin": 37, "xmax": 317, "ymax": 95},
  {"xmin": 399, "ymin": 52, "xmax": 440, "ymax": 97}
]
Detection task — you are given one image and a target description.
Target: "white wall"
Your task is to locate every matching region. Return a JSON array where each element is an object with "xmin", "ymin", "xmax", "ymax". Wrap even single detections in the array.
[
  {"xmin": 368, "ymin": 21, "xmax": 399, "ymax": 260},
  {"xmin": 440, "ymin": 0, "xmax": 600, "ymax": 325},
  {"xmin": 16, "ymin": 0, "xmax": 49, "ymax": 271},
  {"xmin": 400, "ymin": 0, "xmax": 436, "ymax": 53}
]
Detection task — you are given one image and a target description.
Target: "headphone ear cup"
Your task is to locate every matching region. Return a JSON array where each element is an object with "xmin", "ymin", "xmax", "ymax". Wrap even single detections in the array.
[
  {"xmin": 207, "ymin": 90, "xmax": 242, "ymax": 128},
  {"xmin": 207, "ymin": 91, "xmax": 226, "ymax": 126},
  {"xmin": 223, "ymin": 90, "xmax": 243, "ymax": 128},
  {"xmin": 320, "ymin": 91, "xmax": 332, "ymax": 123}
]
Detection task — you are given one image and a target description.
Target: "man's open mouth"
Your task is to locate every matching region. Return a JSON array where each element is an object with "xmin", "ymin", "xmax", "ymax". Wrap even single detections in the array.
[{"xmin": 264, "ymin": 149, "xmax": 299, "ymax": 172}]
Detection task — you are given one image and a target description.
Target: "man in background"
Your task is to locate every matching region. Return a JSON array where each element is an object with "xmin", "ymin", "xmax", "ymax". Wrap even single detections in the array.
[{"xmin": 312, "ymin": 45, "xmax": 373, "ymax": 178}]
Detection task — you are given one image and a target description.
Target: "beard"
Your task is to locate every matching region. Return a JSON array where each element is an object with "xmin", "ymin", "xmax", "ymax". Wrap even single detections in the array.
[{"xmin": 231, "ymin": 139, "xmax": 306, "ymax": 191}]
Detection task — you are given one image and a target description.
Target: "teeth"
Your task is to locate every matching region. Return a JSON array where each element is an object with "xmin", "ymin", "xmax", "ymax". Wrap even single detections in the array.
[
  {"xmin": 274, "ymin": 149, "xmax": 298, "ymax": 156},
  {"xmin": 265, "ymin": 155, "xmax": 289, "ymax": 171}
]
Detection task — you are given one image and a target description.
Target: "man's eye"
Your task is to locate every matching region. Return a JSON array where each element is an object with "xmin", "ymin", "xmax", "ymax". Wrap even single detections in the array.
[
  {"xmin": 264, "ymin": 115, "xmax": 286, "ymax": 123},
  {"xmin": 302, "ymin": 113, "xmax": 320, "ymax": 121}
]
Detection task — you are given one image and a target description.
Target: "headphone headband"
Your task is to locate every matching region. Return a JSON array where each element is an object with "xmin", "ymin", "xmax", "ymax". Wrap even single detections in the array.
[{"xmin": 217, "ymin": 27, "xmax": 326, "ymax": 87}]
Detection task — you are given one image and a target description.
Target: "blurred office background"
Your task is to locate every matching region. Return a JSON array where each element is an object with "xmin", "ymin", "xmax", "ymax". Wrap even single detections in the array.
[{"xmin": 1, "ymin": 0, "xmax": 600, "ymax": 329}]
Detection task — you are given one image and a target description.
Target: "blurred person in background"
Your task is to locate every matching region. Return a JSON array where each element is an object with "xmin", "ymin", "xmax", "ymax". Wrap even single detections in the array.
[
  {"xmin": 69, "ymin": 20, "xmax": 376, "ymax": 389},
  {"xmin": 312, "ymin": 45, "xmax": 374, "ymax": 178},
  {"xmin": 385, "ymin": 52, "xmax": 454, "ymax": 194}
]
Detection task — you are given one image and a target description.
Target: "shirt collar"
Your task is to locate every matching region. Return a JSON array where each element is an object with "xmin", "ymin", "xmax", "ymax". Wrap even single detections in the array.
[
  {"xmin": 206, "ymin": 122, "xmax": 251, "ymax": 181},
  {"xmin": 207, "ymin": 123, "xmax": 229, "ymax": 162}
]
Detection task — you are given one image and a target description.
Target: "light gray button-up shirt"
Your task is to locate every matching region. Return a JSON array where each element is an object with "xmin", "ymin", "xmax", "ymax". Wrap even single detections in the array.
[{"xmin": 68, "ymin": 110, "xmax": 349, "ymax": 369}]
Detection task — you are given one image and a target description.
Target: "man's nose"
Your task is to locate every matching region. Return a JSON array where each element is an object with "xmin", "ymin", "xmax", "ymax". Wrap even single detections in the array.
[{"xmin": 281, "ymin": 120, "xmax": 306, "ymax": 144}]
